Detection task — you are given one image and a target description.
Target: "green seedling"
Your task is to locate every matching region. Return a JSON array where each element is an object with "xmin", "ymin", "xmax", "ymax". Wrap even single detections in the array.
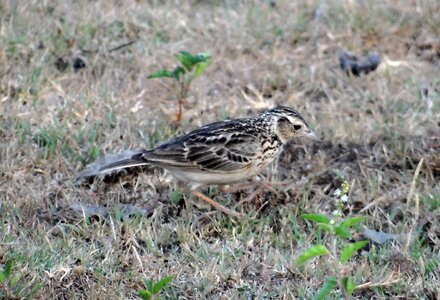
[
  {"xmin": 297, "ymin": 181, "xmax": 369, "ymax": 300},
  {"xmin": 138, "ymin": 276, "xmax": 173, "ymax": 300},
  {"xmin": 0, "ymin": 260, "xmax": 41, "ymax": 299},
  {"xmin": 148, "ymin": 50, "xmax": 211, "ymax": 123},
  {"xmin": 0, "ymin": 260, "xmax": 15, "ymax": 299}
]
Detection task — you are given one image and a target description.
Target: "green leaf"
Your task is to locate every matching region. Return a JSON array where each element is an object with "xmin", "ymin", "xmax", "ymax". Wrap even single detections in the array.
[
  {"xmin": 340, "ymin": 216, "xmax": 366, "ymax": 228},
  {"xmin": 4, "ymin": 260, "xmax": 13, "ymax": 278},
  {"xmin": 296, "ymin": 244, "xmax": 330, "ymax": 266},
  {"xmin": 425, "ymin": 259, "xmax": 439, "ymax": 275},
  {"xmin": 317, "ymin": 223, "xmax": 332, "ymax": 232},
  {"xmin": 148, "ymin": 69, "xmax": 174, "ymax": 79},
  {"xmin": 175, "ymin": 51, "xmax": 194, "ymax": 71},
  {"xmin": 342, "ymin": 276, "xmax": 356, "ymax": 295},
  {"xmin": 314, "ymin": 276, "xmax": 337, "ymax": 300},
  {"xmin": 88, "ymin": 145, "xmax": 99, "ymax": 162},
  {"xmin": 334, "ymin": 225, "xmax": 351, "ymax": 239},
  {"xmin": 192, "ymin": 52, "xmax": 211, "ymax": 63},
  {"xmin": 175, "ymin": 51, "xmax": 211, "ymax": 71},
  {"xmin": 169, "ymin": 190, "xmax": 183, "ymax": 203},
  {"xmin": 171, "ymin": 66, "xmax": 185, "ymax": 80},
  {"xmin": 138, "ymin": 289, "xmax": 152, "ymax": 300},
  {"xmin": 193, "ymin": 61, "xmax": 210, "ymax": 78},
  {"xmin": 152, "ymin": 276, "xmax": 173, "ymax": 294},
  {"xmin": 302, "ymin": 214, "xmax": 330, "ymax": 224},
  {"xmin": 0, "ymin": 272, "xmax": 5, "ymax": 284},
  {"xmin": 143, "ymin": 279, "xmax": 154, "ymax": 292},
  {"xmin": 9, "ymin": 272, "xmax": 21, "ymax": 288},
  {"xmin": 340, "ymin": 241, "xmax": 368, "ymax": 263}
]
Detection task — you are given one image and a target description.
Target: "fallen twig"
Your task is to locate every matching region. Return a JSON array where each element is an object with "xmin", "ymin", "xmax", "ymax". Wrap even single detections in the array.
[
  {"xmin": 356, "ymin": 272, "xmax": 402, "ymax": 290},
  {"xmin": 108, "ymin": 40, "xmax": 136, "ymax": 53}
]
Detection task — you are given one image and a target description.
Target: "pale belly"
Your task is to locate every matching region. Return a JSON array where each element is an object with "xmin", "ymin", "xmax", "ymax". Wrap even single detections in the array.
[{"xmin": 169, "ymin": 168, "xmax": 260, "ymax": 186}]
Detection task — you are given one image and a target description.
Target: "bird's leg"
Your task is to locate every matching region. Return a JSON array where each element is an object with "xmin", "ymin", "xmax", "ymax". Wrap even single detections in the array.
[{"xmin": 191, "ymin": 190, "xmax": 243, "ymax": 218}]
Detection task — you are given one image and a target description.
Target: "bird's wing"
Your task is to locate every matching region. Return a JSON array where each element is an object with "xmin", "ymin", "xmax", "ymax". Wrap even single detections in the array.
[{"xmin": 139, "ymin": 121, "xmax": 261, "ymax": 173}]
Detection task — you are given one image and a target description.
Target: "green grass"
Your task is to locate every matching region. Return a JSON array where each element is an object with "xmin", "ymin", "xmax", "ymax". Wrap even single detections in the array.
[{"xmin": 1, "ymin": 0, "xmax": 439, "ymax": 298}]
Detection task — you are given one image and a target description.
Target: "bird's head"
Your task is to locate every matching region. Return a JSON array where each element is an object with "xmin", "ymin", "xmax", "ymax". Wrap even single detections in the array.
[{"xmin": 262, "ymin": 105, "xmax": 319, "ymax": 143}]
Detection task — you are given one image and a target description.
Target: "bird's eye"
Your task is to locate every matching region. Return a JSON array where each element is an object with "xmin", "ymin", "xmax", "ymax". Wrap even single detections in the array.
[{"xmin": 293, "ymin": 124, "xmax": 302, "ymax": 130}]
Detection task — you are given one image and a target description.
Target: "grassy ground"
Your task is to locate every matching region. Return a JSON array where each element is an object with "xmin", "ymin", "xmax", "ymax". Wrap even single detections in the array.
[{"xmin": 1, "ymin": 0, "xmax": 439, "ymax": 299}]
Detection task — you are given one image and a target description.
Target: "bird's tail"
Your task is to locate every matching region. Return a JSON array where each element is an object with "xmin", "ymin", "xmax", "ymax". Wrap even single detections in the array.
[{"xmin": 76, "ymin": 150, "xmax": 148, "ymax": 180}]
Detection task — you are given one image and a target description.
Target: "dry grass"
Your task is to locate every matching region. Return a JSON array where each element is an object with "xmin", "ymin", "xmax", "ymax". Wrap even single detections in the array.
[{"xmin": 1, "ymin": 0, "xmax": 439, "ymax": 299}]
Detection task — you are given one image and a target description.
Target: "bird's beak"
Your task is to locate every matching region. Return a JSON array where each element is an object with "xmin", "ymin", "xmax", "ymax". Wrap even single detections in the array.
[{"xmin": 305, "ymin": 129, "xmax": 320, "ymax": 141}]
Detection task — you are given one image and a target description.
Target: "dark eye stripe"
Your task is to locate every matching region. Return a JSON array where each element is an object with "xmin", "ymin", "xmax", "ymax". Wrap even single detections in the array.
[{"xmin": 294, "ymin": 124, "xmax": 302, "ymax": 130}]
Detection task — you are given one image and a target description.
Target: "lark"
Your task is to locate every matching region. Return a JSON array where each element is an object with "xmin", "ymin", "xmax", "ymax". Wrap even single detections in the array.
[{"xmin": 79, "ymin": 106, "xmax": 318, "ymax": 216}]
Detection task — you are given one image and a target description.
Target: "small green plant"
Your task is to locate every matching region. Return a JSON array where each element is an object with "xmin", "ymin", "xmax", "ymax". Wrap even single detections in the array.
[
  {"xmin": 138, "ymin": 276, "xmax": 173, "ymax": 300},
  {"xmin": 148, "ymin": 50, "xmax": 211, "ymax": 122},
  {"xmin": 169, "ymin": 189, "xmax": 184, "ymax": 204},
  {"xmin": 0, "ymin": 260, "xmax": 15, "ymax": 299},
  {"xmin": 297, "ymin": 181, "xmax": 368, "ymax": 300},
  {"xmin": 0, "ymin": 260, "xmax": 21, "ymax": 299},
  {"xmin": 0, "ymin": 259, "xmax": 42, "ymax": 299}
]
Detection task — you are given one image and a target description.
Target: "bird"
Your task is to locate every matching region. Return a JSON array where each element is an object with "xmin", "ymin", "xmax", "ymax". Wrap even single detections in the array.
[{"xmin": 78, "ymin": 105, "xmax": 318, "ymax": 216}]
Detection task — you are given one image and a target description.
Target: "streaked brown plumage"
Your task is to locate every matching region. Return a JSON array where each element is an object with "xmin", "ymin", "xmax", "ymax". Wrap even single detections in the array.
[{"xmin": 80, "ymin": 106, "xmax": 318, "ymax": 188}]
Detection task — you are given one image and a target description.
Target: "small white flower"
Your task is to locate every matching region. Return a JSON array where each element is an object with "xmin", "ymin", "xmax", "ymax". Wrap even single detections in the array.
[
  {"xmin": 334, "ymin": 189, "xmax": 341, "ymax": 197},
  {"xmin": 330, "ymin": 219, "xmax": 336, "ymax": 225},
  {"xmin": 332, "ymin": 209, "xmax": 340, "ymax": 216},
  {"xmin": 341, "ymin": 194, "xmax": 349, "ymax": 203}
]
